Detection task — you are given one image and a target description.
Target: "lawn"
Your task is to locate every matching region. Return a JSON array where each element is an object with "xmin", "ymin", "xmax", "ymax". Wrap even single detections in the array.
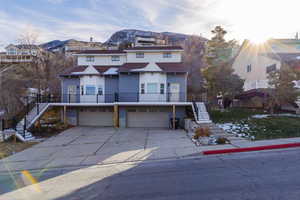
[{"xmin": 210, "ymin": 108, "xmax": 300, "ymax": 140}]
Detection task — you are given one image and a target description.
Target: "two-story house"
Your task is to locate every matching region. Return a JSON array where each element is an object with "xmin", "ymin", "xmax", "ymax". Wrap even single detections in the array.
[
  {"xmin": 233, "ymin": 39, "xmax": 300, "ymax": 91},
  {"xmin": 0, "ymin": 44, "xmax": 42, "ymax": 63},
  {"xmin": 232, "ymin": 38, "xmax": 300, "ymax": 108},
  {"xmin": 58, "ymin": 45, "xmax": 195, "ymax": 128}
]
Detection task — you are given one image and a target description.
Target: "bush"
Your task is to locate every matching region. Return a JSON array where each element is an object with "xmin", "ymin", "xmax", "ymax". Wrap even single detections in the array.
[
  {"xmin": 193, "ymin": 127, "xmax": 211, "ymax": 139},
  {"xmin": 216, "ymin": 137, "xmax": 230, "ymax": 144}
]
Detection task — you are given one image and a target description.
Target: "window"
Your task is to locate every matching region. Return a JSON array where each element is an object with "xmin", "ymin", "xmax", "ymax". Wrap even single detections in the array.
[
  {"xmin": 141, "ymin": 83, "xmax": 145, "ymax": 94},
  {"xmin": 111, "ymin": 55, "xmax": 120, "ymax": 61},
  {"xmin": 85, "ymin": 85, "xmax": 96, "ymax": 95},
  {"xmin": 98, "ymin": 86, "xmax": 103, "ymax": 95},
  {"xmin": 160, "ymin": 83, "xmax": 165, "ymax": 94},
  {"xmin": 7, "ymin": 48, "xmax": 16, "ymax": 55},
  {"xmin": 86, "ymin": 56, "xmax": 95, "ymax": 62},
  {"xmin": 147, "ymin": 83, "xmax": 158, "ymax": 93},
  {"xmin": 81, "ymin": 85, "xmax": 84, "ymax": 95},
  {"xmin": 266, "ymin": 64, "xmax": 276, "ymax": 73},
  {"xmin": 246, "ymin": 64, "xmax": 252, "ymax": 72},
  {"xmin": 136, "ymin": 52, "xmax": 144, "ymax": 58},
  {"xmin": 163, "ymin": 52, "xmax": 172, "ymax": 58}
]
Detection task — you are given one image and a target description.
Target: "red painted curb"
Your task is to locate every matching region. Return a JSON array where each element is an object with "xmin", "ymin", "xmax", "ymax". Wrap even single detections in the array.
[{"xmin": 202, "ymin": 143, "xmax": 300, "ymax": 155}]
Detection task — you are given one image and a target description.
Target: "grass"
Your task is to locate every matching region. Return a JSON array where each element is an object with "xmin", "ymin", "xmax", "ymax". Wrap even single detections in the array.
[
  {"xmin": 209, "ymin": 108, "xmax": 265, "ymax": 123},
  {"xmin": 210, "ymin": 108, "xmax": 300, "ymax": 140},
  {"xmin": 0, "ymin": 139, "xmax": 38, "ymax": 158}
]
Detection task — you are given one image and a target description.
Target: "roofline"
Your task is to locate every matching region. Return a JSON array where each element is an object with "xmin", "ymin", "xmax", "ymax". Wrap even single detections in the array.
[
  {"xmin": 74, "ymin": 53, "xmax": 126, "ymax": 56},
  {"xmin": 124, "ymin": 49, "xmax": 183, "ymax": 52}
]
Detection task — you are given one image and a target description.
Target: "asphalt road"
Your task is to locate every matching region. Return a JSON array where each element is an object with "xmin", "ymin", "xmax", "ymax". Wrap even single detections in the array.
[{"xmin": 2, "ymin": 148, "xmax": 300, "ymax": 199}]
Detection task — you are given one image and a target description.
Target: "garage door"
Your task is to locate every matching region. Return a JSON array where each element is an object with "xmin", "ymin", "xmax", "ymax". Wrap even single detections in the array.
[
  {"xmin": 127, "ymin": 111, "xmax": 169, "ymax": 128},
  {"xmin": 79, "ymin": 108, "xmax": 113, "ymax": 127}
]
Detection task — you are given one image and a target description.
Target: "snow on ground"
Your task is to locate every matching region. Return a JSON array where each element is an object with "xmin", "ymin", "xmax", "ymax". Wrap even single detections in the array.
[{"xmin": 217, "ymin": 122, "xmax": 254, "ymax": 139}]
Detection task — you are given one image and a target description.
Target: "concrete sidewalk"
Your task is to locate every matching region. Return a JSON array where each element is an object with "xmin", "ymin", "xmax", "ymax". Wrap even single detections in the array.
[{"xmin": 194, "ymin": 135, "xmax": 300, "ymax": 153}]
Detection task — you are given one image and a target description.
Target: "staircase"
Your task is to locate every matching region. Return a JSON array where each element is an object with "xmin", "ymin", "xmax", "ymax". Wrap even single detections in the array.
[
  {"xmin": 15, "ymin": 103, "xmax": 49, "ymax": 141},
  {"xmin": 192, "ymin": 102, "xmax": 212, "ymax": 124}
]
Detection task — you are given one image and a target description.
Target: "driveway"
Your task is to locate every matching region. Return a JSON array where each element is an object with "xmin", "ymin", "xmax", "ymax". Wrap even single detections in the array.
[{"xmin": 0, "ymin": 127, "xmax": 198, "ymax": 172}]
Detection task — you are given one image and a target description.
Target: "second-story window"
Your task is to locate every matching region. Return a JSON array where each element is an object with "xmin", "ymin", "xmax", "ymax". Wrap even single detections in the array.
[
  {"xmin": 136, "ymin": 52, "xmax": 144, "ymax": 58},
  {"xmin": 8, "ymin": 48, "xmax": 17, "ymax": 55},
  {"xmin": 86, "ymin": 56, "xmax": 95, "ymax": 62},
  {"xmin": 163, "ymin": 52, "xmax": 172, "ymax": 58},
  {"xmin": 98, "ymin": 86, "xmax": 103, "ymax": 95},
  {"xmin": 160, "ymin": 83, "xmax": 165, "ymax": 94},
  {"xmin": 141, "ymin": 83, "xmax": 145, "ymax": 94},
  {"xmin": 111, "ymin": 55, "xmax": 120, "ymax": 61},
  {"xmin": 246, "ymin": 64, "xmax": 252, "ymax": 72}
]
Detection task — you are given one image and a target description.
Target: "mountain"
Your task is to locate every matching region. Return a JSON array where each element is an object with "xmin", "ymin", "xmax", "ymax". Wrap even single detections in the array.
[
  {"xmin": 40, "ymin": 40, "xmax": 71, "ymax": 51},
  {"xmin": 106, "ymin": 29, "xmax": 207, "ymax": 45}
]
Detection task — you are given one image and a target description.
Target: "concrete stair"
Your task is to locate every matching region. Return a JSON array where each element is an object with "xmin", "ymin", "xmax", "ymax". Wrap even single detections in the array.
[{"xmin": 192, "ymin": 102, "xmax": 212, "ymax": 124}]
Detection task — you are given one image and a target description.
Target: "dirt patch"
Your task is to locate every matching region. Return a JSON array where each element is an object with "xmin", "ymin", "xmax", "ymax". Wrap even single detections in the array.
[{"xmin": 0, "ymin": 140, "xmax": 38, "ymax": 158}]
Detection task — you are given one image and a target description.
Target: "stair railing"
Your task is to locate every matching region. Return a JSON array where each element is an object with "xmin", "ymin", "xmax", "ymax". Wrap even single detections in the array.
[{"xmin": 192, "ymin": 101, "xmax": 199, "ymax": 121}]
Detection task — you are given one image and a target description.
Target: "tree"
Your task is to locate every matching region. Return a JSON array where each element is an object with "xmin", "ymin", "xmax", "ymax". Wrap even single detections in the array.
[
  {"xmin": 202, "ymin": 26, "xmax": 244, "ymax": 103},
  {"xmin": 204, "ymin": 26, "xmax": 237, "ymax": 67},
  {"xmin": 202, "ymin": 62, "xmax": 244, "ymax": 102},
  {"xmin": 266, "ymin": 63, "xmax": 300, "ymax": 114}
]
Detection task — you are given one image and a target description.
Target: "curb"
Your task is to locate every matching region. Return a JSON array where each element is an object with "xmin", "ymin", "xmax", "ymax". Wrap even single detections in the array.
[{"xmin": 202, "ymin": 143, "xmax": 300, "ymax": 155}]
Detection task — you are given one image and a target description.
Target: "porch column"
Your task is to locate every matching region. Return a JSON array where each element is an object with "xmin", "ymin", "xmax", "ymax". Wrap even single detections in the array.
[
  {"xmin": 114, "ymin": 105, "xmax": 119, "ymax": 128},
  {"xmin": 172, "ymin": 105, "xmax": 176, "ymax": 130},
  {"xmin": 63, "ymin": 106, "xmax": 67, "ymax": 125}
]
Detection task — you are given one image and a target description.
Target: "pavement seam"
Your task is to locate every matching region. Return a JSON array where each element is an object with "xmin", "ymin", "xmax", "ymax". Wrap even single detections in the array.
[{"xmin": 94, "ymin": 128, "xmax": 118, "ymax": 154}]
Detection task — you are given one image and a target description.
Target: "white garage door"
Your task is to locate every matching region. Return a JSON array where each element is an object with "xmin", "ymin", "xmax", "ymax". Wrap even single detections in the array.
[
  {"xmin": 79, "ymin": 109, "xmax": 113, "ymax": 127},
  {"xmin": 127, "ymin": 111, "xmax": 169, "ymax": 128}
]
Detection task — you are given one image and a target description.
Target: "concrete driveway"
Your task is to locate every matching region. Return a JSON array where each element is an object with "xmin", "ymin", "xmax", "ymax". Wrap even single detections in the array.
[{"xmin": 0, "ymin": 127, "xmax": 198, "ymax": 172}]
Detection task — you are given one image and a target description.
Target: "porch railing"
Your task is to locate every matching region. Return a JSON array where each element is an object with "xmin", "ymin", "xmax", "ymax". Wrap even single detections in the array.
[{"xmin": 33, "ymin": 92, "xmax": 187, "ymax": 103}]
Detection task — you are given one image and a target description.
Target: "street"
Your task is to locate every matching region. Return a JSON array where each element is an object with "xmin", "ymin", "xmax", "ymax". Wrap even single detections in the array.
[{"xmin": 1, "ymin": 148, "xmax": 300, "ymax": 199}]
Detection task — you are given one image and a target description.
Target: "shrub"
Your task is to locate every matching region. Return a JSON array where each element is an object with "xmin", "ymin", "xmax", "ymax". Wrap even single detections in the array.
[
  {"xmin": 216, "ymin": 137, "xmax": 230, "ymax": 144},
  {"xmin": 193, "ymin": 127, "xmax": 211, "ymax": 139}
]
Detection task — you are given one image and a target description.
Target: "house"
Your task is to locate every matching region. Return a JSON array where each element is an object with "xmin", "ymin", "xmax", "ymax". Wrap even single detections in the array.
[
  {"xmin": 58, "ymin": 45, "xmax": 194, "ymax": 128},
  {"xmin": 134, "ymin": 35, "xmax": 166, "ymax": 46},
  {"xmin": 232, "ymin": 38, "xmax": 300, "ymax": 108},
  {"xmin": 47, "ymin": 38, "xmax": 104, "ymax": 56},
  {"xmin": 0, "ymin": 44, "xmax": 42, "ymax": 63}
]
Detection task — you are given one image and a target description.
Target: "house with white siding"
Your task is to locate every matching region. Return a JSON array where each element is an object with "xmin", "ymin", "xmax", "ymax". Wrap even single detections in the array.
[
  {"xmin": 232, "ymin": 38, "xmax": 300, "ymax": 108},
  {"xmin": 0, "ymin": 44, "xmax": 42, "ymax": 63}
]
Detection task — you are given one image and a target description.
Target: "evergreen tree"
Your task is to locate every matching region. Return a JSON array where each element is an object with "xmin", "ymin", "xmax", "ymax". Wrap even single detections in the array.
[{"xmin": 202, "ymin": 26, "xmax": 244, "ymax": 103}]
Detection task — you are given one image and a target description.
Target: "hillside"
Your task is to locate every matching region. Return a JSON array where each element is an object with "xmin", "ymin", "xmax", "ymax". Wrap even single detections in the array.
[{"xmin": 106, "ymin": 29, "xmax": 207, "ymax": 45}]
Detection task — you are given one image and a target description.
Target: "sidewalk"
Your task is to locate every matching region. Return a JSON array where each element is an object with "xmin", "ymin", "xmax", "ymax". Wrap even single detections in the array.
[{"xmin": 195, "ymin": 136, "xmax": 300, "ymax": 154}]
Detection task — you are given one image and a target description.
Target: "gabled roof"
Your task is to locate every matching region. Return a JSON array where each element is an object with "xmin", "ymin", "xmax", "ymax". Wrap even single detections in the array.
[{"xmin": 60, "ymin": 65, "xmax": 119, "ymax": 76}]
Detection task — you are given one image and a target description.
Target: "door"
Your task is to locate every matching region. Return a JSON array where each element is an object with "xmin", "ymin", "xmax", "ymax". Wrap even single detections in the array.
[
  {"xmin": 68, "ymin": 85, "xmax": 77, "ymax": 103},
  {"xmin": 169, "ymin": 83, "xmax": 180, "ymax": 102},
  {"xmin": 78, "ymin": 109, "xmax": 113, "ymax": 126},
  {"xmin": 127, "ymin": 111, "xmax": 169, "ymax": 128}
]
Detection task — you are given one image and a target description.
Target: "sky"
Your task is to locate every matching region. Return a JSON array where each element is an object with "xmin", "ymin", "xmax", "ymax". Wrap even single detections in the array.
[{"xmin": 1, "ymin": 0, "xmax": 300, "ymax": 49}]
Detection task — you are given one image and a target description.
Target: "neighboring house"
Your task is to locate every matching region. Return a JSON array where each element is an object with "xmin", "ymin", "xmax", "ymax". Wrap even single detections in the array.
[
  {"xmin": 232, "ymin": 38, "xmax": 300, "ymax": 109},
  {"xmin": 58, "ymin": 45, "xmax": 192, "ymax": 128},
  {"xmin": 134, "ymin": 35, "xmax": 166, "ymax": 47},
  {"xmin": 48, "ymin": 38, "xmax": 103, "ymax": 56},
  {"xmin": 0, "ymin": 44, "xmax": 42, "ymax": 63},
  {"xmin": 232, "ymin": 39, "xmax": 300, "ymax": 91}
]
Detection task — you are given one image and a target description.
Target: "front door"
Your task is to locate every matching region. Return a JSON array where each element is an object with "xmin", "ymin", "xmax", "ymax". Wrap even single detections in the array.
[
  {"xmin": 68, "ymin": 85, "xmax": 77, "ymax": 103},
  {"xmin": 169, "ymin": 83, "xmax": 180, "ymax": 102}
]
